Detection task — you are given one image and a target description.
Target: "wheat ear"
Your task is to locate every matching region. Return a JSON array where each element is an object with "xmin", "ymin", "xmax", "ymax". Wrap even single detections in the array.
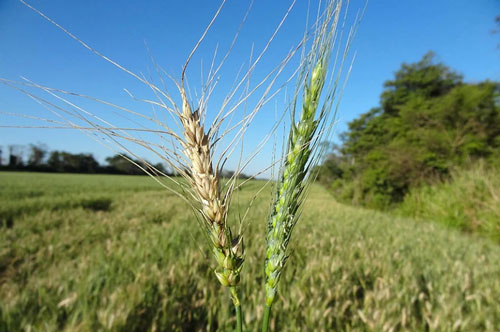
[
  {"xmin": 264, "ymin": 58, "xmax": 326, "ymax": 310},
  {"xmin": 179, "ymin": 87, "xmax": 244, "ymax": 314},
  {"xmin": 262, "ymin": 1, "xmax": 350, "ymax": 330}
]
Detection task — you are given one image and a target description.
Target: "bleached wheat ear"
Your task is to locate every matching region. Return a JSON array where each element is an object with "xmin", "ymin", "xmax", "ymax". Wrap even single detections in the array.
[
  {"xmin": 178, "ymin": 85, "xmax": 244, "ymax": 302},
  {"xmin": 262, "ymin": 0, "xmax": 358, "ymax": 330}
]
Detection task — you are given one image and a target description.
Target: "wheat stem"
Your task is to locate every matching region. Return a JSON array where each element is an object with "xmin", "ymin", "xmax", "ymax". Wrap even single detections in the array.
[
  {"xmin": 262, "ymin": 305, "xmax": 271, "ymax": 332},
  {"xmin": 231, "ymin": 286, "xmax": 243, "ymax": 332}
]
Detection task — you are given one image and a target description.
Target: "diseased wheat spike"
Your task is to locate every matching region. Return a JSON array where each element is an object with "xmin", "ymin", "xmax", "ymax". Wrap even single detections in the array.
[{"xmin": 179, "ymin": 88, "xmax": 244, "ymax": 299}]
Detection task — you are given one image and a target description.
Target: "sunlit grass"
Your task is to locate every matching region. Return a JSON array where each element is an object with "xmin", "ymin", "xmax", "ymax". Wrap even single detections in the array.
[{"xmin": 398, "ymin": 164, "xmax": 500, "ymax": 243}]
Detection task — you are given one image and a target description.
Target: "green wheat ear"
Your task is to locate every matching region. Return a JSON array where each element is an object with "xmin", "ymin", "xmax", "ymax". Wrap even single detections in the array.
[
  {"xmin": 262, "ymin": 0, "xmax": 353, "ymax": 330},
  {"xmin": 264, "ymin": 58, "xmax": 327, "ymax": 306}
]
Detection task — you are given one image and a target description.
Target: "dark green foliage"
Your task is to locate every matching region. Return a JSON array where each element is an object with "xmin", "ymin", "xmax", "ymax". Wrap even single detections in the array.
[
  {"xmin": 323, "ymin": 52, "xmax": 500, "ymax": 209},
  {"xmin": 27, "ymin": 144, "xmax": 48, "ymax": 167},
  {"xmin": 103, "ymin": 154, "xmax": 140, "ymax": 175},
  {"xmin": 0, "ymin": 146, "xmax": 172, "ymax": 176},
  {"xmin": 315, "ymin": 153, "xmax": 344, "ymax": 186},
  {"xmin": 48, "ymin": 151, "xmax": 99, "ymax": 173}
]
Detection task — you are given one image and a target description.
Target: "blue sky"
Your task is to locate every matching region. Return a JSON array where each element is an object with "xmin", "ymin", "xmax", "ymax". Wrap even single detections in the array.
[{"xmin": 0, "ymin": 0, "xmax": 499, "ymax": 176}]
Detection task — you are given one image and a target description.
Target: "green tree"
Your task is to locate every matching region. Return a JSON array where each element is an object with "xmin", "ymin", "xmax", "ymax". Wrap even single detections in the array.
[
  {"xmin": 48, "ymin": 151, "xmax": 99, "ymax": 173},
  {"xmin": 27, "ymin": 144, "xmax": 48, "ymax": 167},
  {"xmin": 324, "ymin": 53, "xmax": 500, "ymax": 208},
  {"xmin": 105, "ymin": 154, "xmax": 146, "ymax": 175}
]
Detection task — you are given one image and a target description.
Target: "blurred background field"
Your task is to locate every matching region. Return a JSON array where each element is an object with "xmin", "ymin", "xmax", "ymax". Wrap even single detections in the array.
[{"xmin": 1, "ymin": 172, "xmax": 499, "ymax": 331}]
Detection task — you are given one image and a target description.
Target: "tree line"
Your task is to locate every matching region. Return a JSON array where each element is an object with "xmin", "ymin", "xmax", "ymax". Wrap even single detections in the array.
[
  {"xmin": 0, "ymin": 144, "xmax": 249, "ymax": 178},
  {"xmin": 316, "ymin": 52, "xmax": 500, "ymax": 209},
  {"xmin": 0, "ymin": 144, "xmax": 170, "ymax": 175}
]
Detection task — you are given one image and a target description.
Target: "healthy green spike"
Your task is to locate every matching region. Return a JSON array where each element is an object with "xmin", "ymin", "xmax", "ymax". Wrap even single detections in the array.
[
  {"xmin": 262, "ymin": 1, "xmax": 347, "ymax": 330},
  {"xmin": 264, "ymin": 59, "xmax": 327, "ymax": 308}
]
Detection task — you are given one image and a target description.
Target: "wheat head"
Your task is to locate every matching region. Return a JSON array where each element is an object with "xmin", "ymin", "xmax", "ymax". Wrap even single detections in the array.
[
  {"xmin": 263, "ymin": 0, "xmax": 352, "ymax": 311},
  {"xmin": 179, "ymin": 88, "xmax": 244, "ymax": 303}
]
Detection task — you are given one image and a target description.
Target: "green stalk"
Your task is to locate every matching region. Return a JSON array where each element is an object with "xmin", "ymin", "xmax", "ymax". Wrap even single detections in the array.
[
  {"xmin": 262, "ymin": 305, "xmax": 271, "ymax": 332},
  {"xmin": 235, "ymin": 305, "xmax": 242, "ymax": 332},
  {"xmin": 231, "ymin": 286, "xmax": 243, "ymax": 332}
]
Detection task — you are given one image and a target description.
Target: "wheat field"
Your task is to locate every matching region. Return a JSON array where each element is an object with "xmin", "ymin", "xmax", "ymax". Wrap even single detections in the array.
[{"xmin": 1, "ymin": 172, "xmax": 499, "ymax": 331}]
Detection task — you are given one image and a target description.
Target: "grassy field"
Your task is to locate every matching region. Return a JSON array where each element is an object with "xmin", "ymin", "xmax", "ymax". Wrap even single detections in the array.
[
  {"xmin": 398, "ymin": 165, "xmax": 500, "ymax": 243},
  {"xmin": 1, "ymin": 172, "xmax": 499, "ymax": 331}
]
